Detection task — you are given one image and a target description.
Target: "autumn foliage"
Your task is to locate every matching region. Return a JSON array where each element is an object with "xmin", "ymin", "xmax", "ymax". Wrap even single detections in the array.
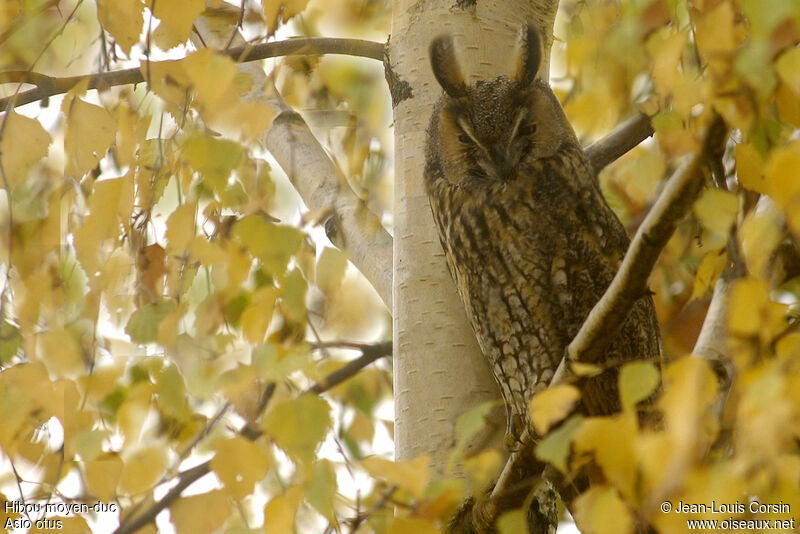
[{"xmin": 0, "ymin": 0, "xmax": 799, "ymax": 533}]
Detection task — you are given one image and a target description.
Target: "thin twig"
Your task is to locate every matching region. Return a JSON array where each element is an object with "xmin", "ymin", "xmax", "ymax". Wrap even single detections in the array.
[
  {"xmin": 0, "ymin": 37, "xmax": 384, "ymax": 110},
  {"xmin": 305, "ymin": 341, "xmax": 392, "ymax": 395}
]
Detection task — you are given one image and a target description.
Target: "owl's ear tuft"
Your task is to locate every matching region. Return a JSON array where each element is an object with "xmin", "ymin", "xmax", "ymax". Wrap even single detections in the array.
[
  {"xmin": 513, "ymin": 24, "xmax": 543, "ymax": 87},
  {"xmin": 430, "ymin": 35, "xmax": 467, "ymax": 98}
]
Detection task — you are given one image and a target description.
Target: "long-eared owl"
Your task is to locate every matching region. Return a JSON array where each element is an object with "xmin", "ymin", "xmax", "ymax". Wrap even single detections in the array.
[{"xmin": 424, "ymin": 25, "xmax": 661, "ymax": 441}]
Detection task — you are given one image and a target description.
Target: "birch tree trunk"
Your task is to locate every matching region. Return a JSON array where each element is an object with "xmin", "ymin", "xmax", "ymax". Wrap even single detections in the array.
[{"xmin": 390, "ymin": 0, "xmax": 559, "ymax": 470}]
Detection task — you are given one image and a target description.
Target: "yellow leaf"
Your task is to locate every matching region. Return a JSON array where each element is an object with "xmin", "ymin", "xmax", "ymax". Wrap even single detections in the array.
[
  {"xmin": 241, "ymin": 286, "xmax": 278, "ymax": 343},
  {"xmin": 695, "ymin": 2, "xmax": 738, "ymax": 58},
  {"xmin": 73, "ymin": 175, "xmax": 130, "ymax": 273},
  {"xmin": 97, "ymin": 0, "xmax": 144, "ymax": 55},
  {"xmin": 386, "ymin": 517, "xmax": 439, "ymax": 534},
  {"xmin": 574, "ymin": 413, "xmax": 638, "ymax": 501},
  {"xmin": 188, "ymin": 236, "xmax": 227, "ymax": 267},
  {"xmin": 727, "ymin": 276, "xmax": 786, "ymax": 340},
  {"xmin": 497, "ymin": 509, "xmax": 529, "ymax": 534},
  {"xmin": 211, "ymin": 436, "xmax": 270, "ymax": 499},
  {"xmin": 37, "ymin": 327, "xmax": 83, "ymax": 377},
  {"xmin": 647, "ymin": 29, "xmax": 688, "ymax": 100},
  {"xmin": 232, "ymin": 216, "xmax": 303, "ymax": 276},
  {"xmin": 118, "ymin": 445, "xmax": 167, "ymax": 495},
  {"xmin": 570, "ymin": 361, "xmax": 603, "ymax": 377},
  {"xmin": 263, "ymin": 0, "xmax": 311, "ymax": 33},
  {"xmin": 713, "ymin": 94, "xmax": 754, "ymax": 134},
  {"xmin": 63, "ymin": 97, "xmax": 117, "ymax": 177},
  {"xmin": 206, "ymin": 101, "xmax": 277, "ymax": 141},
  {"xmin": 776, "ymin": 47, "xmax": 800, "ymax": 94},
  {"xmin": 536, "ymin": 415, "xmax": 582, "ymax": 474},
  {"xmin": 280, "ymin": 268, "xmax": 307, "ymax": 323},
  {"xmin": 0, "ymin": 111, "xmax": 51, "ymax": 188},
  {"xmin": 735, "ymin": 142, "xmax": 766, "ymax": 193},
  {"xmin": 529, "ymin": 384, "xmax": 581, "ymax": 435},
  {"xmin": 618, "ymin": 361, "xmax": 660, "ymax": 410},
  {"xmin": 152, "ymin": 0, "xmax": 204, "ymax": 50},
  {"xmin": 181, "ymin": 132, "xmax": 244, "ymax": 191},
  {"xmin": 143, "ymin": 59, "xmax": 192, "ymax": 110},
  {"xmin": 572, "ymin": 485, "xmax": 634, "ymax": 534},
  {"xmin": 739, "ymin": 208, "xmax": 783, "ymax": 279},
  {"xmin": 181, "ymin": 48, "xmax": 237, "ymax": 111},
  {"xmin": 169, "ymin": 490, "xmax": 230, "ymax": 534},
  {"xmin": 264, "ymin": 486, "xmax": 303, "ymax": 533},
  {"xmin": 765, "ymin": 141, "xmax": 800, "ymax": 236},
  {"xmin": 362, "ymin": 455, "xmax": 431, "ymax": 499},
  {"xmin": 262, "ymin": 395, "xmax": 331, "ymax": 464},
  {"xmin": 693, "ymin": 188, "xmax": 738, "ymax": 239},
  {"xmin": 690, "ymin": 250, "xmax": 726, "ymax": 300},
  {"xmin": 114, "ymin": 101, "xmax": 148, "ymax": 167},
  {"xmin": 165, "ymin": 202, "xmax": 197, "ymax": 254},
  {"xmin": 776, "ymin": 83, "xmax": 800, "ymax": 128},
  {"xmin": 316, "ymin": 246, "xmax": 349, "ymax": 296},
  {"xmin": 463, "ymin": 449, "xmax": 503, "ymax": 489},
  {"xmin": 658, "ymin": 357, "xmax": 718, "ymax": 452},
  {"xmin": 84, "ymin": 453, "xmax": 123, "ymax": 501},
  {"xmin": 635, "ymin": 432, "xmax": 674, "ymax": 499}
]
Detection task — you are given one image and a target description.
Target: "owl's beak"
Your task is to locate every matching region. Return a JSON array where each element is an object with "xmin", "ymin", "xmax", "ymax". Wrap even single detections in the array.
[{"xmin": 491, "ymin": 145, "xmax": 515, "ymax": 180}]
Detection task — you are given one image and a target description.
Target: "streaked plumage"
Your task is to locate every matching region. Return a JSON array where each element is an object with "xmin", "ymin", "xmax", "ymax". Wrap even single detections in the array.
[{"xmin": 424, "ymin": 25, "xmax": 660, "ymax": 442}]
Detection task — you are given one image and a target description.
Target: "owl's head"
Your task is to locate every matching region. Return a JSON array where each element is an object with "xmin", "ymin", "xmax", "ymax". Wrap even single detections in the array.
[{"xmin": 428, "ymin": 25, "xmax": 577, "ymax": 185}]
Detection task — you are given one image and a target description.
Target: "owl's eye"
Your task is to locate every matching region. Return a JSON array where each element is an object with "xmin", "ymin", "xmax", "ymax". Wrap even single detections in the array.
[
  {"xmin": 457, "ymin": 133, "xmax": 470, "ymax": 144},
  {"xmin": 517, "ymin": 123, "xmax": 538, "ymax": 137}
]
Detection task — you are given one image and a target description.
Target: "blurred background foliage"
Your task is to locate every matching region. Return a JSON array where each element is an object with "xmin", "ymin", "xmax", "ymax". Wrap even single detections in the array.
[{"xmin": 0, "ymin": 0, "xmax": 799, "ymax": 532}]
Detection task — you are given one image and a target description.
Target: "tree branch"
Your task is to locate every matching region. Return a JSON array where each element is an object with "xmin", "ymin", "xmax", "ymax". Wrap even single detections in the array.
[
  {"xmin": 192, "ymin": 16, "xmax": 393, "ymax": 309},
  {"xmin": 113, "ymin": 461, "xmax": 211, "ymax": 534},
  {"xmin": 0, "ymin": 37, "xmax": 384, "ymax": 110},
  {"xmin": 584, "ymin": 113, "xmax": 654, "ymax": 173},
  {"xmin": 305, "ymin": 341, "xmax": 392, "ymax": 394}
]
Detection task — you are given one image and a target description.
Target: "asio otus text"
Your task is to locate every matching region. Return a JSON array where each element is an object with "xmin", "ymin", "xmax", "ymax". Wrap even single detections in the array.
[{"xmin": 423, "ymin": 26, "xmax": 661, "ymax": 441}]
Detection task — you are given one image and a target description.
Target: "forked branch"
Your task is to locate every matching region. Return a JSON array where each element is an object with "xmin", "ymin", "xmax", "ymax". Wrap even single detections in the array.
[{"xmin": 488, "ymin": 114, "xmax": 729, "ymax": 511}]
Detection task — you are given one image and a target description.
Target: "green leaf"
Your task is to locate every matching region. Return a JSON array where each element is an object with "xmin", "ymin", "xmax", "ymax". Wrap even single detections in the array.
[
  {"xmin": 232, "ymin": 216, "xmax": 304, "ymax": 276},
  {"xmin": 535, "ymin": 415, "xmax": 583, "ymax": 473},
  {"xmin": 125, "ymin": 300, "xmax": 177, "ymax": 344},
  {"xmin": 0, "ymin": 321, "xmax": 22, "ymax": 364},
  {"xmin": 453, "ymin": 401, "xmax": 497, "ymax": 456},
  {"xmin": 280, "ymin": 268, "xmax": 307, "ymax": 323},
  {"xmin": 316, "ymin": 246, "xmax": 348, "ymax": 295},
  {"xmin": 156, "ymin": 364, "xmax": 190, "ymax": 420},
  {"xmin": 619, "ymin": 361, "xmax": 660, "ymax": 410},
  {"xmin": 262, "ymin": 396, "xmax": 331, "ymax": 464},
  {"xmin": 305, "ymin": 459, "xmax": 337, "ymax": 521},
  {"xmin": 181, "ymin": 133, "xmax": 244, "ymax": 191}
]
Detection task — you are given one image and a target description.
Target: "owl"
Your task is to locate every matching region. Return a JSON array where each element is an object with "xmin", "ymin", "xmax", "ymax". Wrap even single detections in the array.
[{"xmin": 424, "ymin": 25, "xmax": 661, "ymax": 445}]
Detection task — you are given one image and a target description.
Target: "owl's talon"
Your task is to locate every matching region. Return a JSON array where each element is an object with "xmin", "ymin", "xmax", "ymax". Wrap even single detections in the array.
[{"xmin": 503, "ymin": 413, "xmax": 526, "ymax": 452}]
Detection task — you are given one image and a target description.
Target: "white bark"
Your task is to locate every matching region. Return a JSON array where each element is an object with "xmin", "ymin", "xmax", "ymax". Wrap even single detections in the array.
[{"xmin": 390, "ymin": 0, "xmax": 559, "ymax": 469}]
